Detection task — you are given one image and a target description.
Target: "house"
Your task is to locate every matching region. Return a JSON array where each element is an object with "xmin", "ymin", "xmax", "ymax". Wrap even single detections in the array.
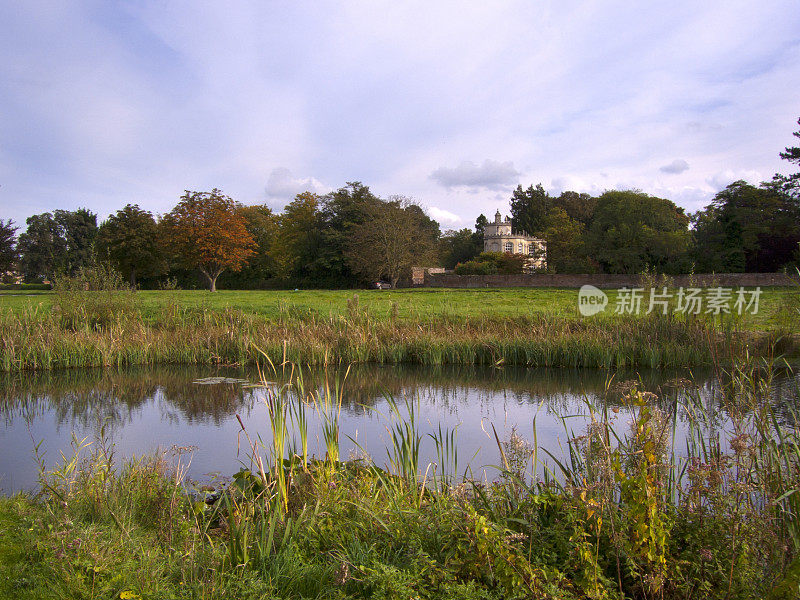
[{"xmin": 483, "ymin": 210, "xmax": 546, "ymax": 271}]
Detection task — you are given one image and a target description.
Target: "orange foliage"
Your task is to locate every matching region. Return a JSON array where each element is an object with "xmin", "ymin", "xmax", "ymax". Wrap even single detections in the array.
[{"xmin": 162, "ymin": 189, "xmax": 256, "ymax": 290}]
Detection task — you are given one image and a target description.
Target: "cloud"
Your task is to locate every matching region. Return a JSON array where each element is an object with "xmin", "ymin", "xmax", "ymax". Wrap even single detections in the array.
[
  {"xmin": 427, "ymin": 206, "xmax": 462, "ymax": 225},
  {"xmin": 430, "ymin": 160, "xmax": 520, "ymax": 190},
  {"xmin": 264, "ymin": 168, "xmax": 330, "ymax": 201},
  {"xmin": 706, "ymin": 169, "xmax": 763, "ymax": 191},
  {"xmin": 659, "ymin": 159, "xmax": 690, "ymax": 174}
]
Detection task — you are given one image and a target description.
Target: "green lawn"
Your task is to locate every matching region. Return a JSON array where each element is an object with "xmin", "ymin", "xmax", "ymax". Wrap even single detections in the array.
[{"xmin": 1, "ymin": 287, "xmax": 796, "ymax": 331}]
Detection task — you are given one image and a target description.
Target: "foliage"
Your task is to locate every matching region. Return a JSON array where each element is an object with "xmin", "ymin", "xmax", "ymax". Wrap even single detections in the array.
[
  {"xmin": 542, "ymin": 207, "xmax": 596, "ymax": 274},
  {"xmin": 771, "ymin": 116, "xmax": 800, "ymax": 197},
  {"xmin": 270, "ymin": 192, "xmax": 323, "ymax": 282},
  {"xmin": 17, "ymin": 212, "xmax": 67, "ymax": 282},
  {"xmin": 455, "ymin": 251, "xmax": 529, "ymax": 275},
  {"xmin": 161, "ymin": 189, "xmax": 256, "ymax": 292},
  {"xmin": 96, "ymin": 204, "xmax": 164, "ymax": 287},
  {"xmin": 57, "ymin": 208, "xmax": 98, "ymax": 276},
  {"xmin": 346, "ymin": 197, "xmax": 440, "ymax": 287},
  {"xmin": 692, "ymin": 181, "xmax": 800, "ymax": 272},
  {"xmin": 219, "ymin": 204, "xmax": 279, "ymax": 288},
  {"xmin": 588, "ymin": 190, "xmax": 691, "ymax": 274},
  {"xmin": 0, "ymin": 218, "xmax": 18, "ymax": 277},
  {"xmin": 440, "ymin": 227, "xmax": 484, "ymax": 269}
]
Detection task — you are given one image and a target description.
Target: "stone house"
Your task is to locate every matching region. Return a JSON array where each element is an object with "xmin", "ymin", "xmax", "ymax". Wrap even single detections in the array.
[{"xmin": 483, "ymin": 210, "xmax": 546, "ymax": 271}]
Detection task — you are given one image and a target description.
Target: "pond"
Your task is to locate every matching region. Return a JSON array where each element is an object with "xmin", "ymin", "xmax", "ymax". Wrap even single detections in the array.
[{"xmin": 1, "ymin": 363, "xmax": 798, "ymax": 493}]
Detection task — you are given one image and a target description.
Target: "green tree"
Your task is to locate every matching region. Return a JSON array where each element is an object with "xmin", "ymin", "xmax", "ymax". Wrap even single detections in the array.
[
  {"xmin": 691, "ymin": 181, "xmax": 800, "ymax": 272},
  {"xmin": 454, "ymin": 251, "xmax": 528, "ymax": 275},
  {"xmin": 17, "ymin": 212, "xmax": 67, "ymax": 282},
  {"xmin": 509, "ymin": 184, "xmax": 552, "ymax": 236},
  {"xmin": 161, "ymin": 189, "xmax": 256, "ymax": 292},
  {"xmin": 542, "ymin": 207, "xmax": 595, "ymax": 273},
  {"xmin": 271, "ymin": 192, "xmax": 323, "ymax": 282},
  {"xmin": 0, "ymin": 219, "xmax": 18, "ymax": 276},
  {"xmin": 310, "ymin": 182, "xmax": 383, "ymax": 286},
  {"xmin": 440, "ymin": 228, "xmax": 482, "ymax": 269},
  {"xmin": 55, "ymin": 208, "xmax": 98, "ymax": 275},
  {"xmin": 219, "ymin": 205, "xmax": 279, "ymax": 288},
  {"xmin": 770, "ymin": 116, "xmax": 800, "ymax": 197},
  {"xmin": 588, "ymin": 190, "xmax": 690, "ymax": 274},
  {"xmin": 96, "ymin": 204, "xmax": 163, "ymax": 287},
  {"xmin": 553, "ymin": 191, "xmax": 597, "ymax": 226}
]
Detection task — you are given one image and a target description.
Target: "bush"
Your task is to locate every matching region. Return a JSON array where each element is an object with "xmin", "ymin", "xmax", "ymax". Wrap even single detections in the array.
[
  {"xmin": 454, "ymin": 252, "xmax": 529, "ymax": 275},
  {"xmin": 52, "ymin": 261, "xmax": 139, "ymax": 330}
]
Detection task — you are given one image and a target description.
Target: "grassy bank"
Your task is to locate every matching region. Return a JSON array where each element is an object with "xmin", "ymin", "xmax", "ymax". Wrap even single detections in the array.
[
  {"xmin": 0, "ymin": 287, "xmax": 797, "ymax": 371},
  {"xmin": 2, "ymin": 359, "xmax": 799, "ymax": 599}
]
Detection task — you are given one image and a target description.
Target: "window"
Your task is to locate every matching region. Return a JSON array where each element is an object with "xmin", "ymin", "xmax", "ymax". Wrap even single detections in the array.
[
  {"xmin": 518, "ymin": 243, "xmax": 524, "ymax": 253},
  {"xmin": 504, "ymin": 242, "xmax": 513, "ymax": 252},
  {"xmin": 528, "ymin": 244, "xmax": 536, "ymax": 256}
]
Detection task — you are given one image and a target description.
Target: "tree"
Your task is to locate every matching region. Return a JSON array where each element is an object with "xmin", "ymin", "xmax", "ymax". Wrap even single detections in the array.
[
  {"xmin": 770, "ymin": 117, "xmax": 800, "ymax": 197},
  {"xmin": 0, "ymin": 219, "xmax": 18, "ymax": 276},
  {"xmin": 17, "ymin": 212, "xmax": 67, "ymax": 282},
  {"xmin": 691, "ymin": 181, "xmax": 800, "ymax": 272},
  {"xmin": 440, "ymin": 228, "xmax": 482, "ymax": 269},
  {"xmin": 96, "ymin": 204, "xmax": 164, "ymax": 287},
  {"xmin": 219, "ymin": 204, "xmax": 279, "ymax": 288},
  {"xmin": 552, "ymin": 191, "xmax": 597, "ymax": 226},
  {"xmin": 509, "ymin": 184, "xmax": 552, "ymax": 236},
  {"xmin": 588, "ymin": 190, "xmax": 690, "ymax": 274},
  {"xmin": 346, "ymin": 198, "xmax": 438, "ymax": 287},
  {"xmin": 55, "ymin": 208, "xmax": 97, "ymax": 275},
  {"xmin": 542, "ymin": 207, "xmax": 595, "ymax": 273},
  {"xmin": 161, "ymin": 189, "xmax": 256, "ymax": 292},
  {"xmin": 311, "ymin": 182, "xmax": 383, "ymax": 286},
  {"xmin": 271, "ymin": 192, "xmax": 323, "ymax": 282}
]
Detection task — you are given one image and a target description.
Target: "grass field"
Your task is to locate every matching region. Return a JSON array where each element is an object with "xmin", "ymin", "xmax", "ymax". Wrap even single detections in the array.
[
  {"xmin": 0, "ymin": 287, "xmax": 796, "ymax": 371},
  {"xmin": 1, "ymin": 287, "xmax": 798, "ymax": 329}
]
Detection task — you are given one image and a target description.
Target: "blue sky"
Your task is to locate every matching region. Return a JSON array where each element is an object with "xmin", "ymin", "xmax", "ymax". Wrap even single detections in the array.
[{"xmin": 1, "ymin": 0, "xmax": 799, "ymax": 230}]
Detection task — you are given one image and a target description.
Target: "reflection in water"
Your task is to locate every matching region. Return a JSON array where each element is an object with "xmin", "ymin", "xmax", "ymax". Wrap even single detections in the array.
[{"xmin": 1, "ymin": 363, "xmax": 797, "ymax": 493}]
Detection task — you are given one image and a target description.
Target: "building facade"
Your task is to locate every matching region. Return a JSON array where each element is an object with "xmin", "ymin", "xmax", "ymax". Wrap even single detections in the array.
[{"xmin": 483, "ymin": 210, "xmax": 546, "ymax": 271}]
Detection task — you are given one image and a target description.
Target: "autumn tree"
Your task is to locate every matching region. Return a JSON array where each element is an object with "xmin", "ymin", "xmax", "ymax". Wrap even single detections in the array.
[
  {"xmin": 96, "ymin": 204, "xmax": 164, "ymax": 287},
  {"xmin": 346, "ymin": 197, "xmax": 438, "ymax": 287},
  {"xmin": 161, "ymin": 189, "xmax": 255, "ymax": 292}
]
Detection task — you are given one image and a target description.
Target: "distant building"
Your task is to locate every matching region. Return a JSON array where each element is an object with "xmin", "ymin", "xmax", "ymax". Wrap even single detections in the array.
[{"xmin": 484, "ymin": 210, "xmax": 546, "ymax": 271}]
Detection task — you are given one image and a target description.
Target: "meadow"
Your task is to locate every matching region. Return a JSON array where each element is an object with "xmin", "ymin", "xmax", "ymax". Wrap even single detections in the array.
[{"xmin": 0, "ymin": 286, "xmax": 797, "ymax": 372}]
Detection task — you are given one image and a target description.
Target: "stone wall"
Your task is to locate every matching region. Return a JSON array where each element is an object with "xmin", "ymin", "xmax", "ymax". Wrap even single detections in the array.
[{"xmin": 421, "ymin": 272, "xmax": 797, "ymax": 289}]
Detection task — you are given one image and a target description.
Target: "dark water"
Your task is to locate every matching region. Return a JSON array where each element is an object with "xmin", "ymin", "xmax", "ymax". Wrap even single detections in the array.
[{"xmin": 1, "ymin": 364, "xmax": 798, "ymax": 493}]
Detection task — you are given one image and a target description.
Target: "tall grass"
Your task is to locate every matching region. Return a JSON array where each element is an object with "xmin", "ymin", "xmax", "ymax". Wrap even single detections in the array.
[{"xmin": 1, "ymin": 292, "xmax": 780, "ymax": 371}]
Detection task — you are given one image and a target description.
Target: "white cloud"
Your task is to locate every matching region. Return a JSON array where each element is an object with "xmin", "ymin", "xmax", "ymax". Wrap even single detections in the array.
[
  {"xmin": 706, "ymin": 169, "xmax": 764, "ymax": 191},
  {"xmin": 427, "ymin": 206, "xmax": 462, "ymax": 225},
  {"xmin": 264, "ymin": 168, "xmax": 330, "ymax": 202},
  {"xmin": 659, "ymin": 159, "xmax": 690, "ymax": 174},
  {"xmin": 431, "ymin": 160, "xmax": 520, "ymax": 190}
]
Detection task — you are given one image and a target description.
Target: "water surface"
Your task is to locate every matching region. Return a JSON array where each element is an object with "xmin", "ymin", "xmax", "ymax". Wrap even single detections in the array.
[{"xmin": 2, "ymin": 363, "xmax": 797, "ymax": 493}]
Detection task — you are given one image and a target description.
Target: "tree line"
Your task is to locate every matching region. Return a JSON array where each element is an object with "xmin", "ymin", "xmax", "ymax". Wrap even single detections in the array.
[
  {"xmin": 442, "ymin": 117, "xmax": 800, "ymax": 275},
  {"xmin": 1, "ymin": 118, "xmax": 798, "ymax": 289},
  {"xmin": 0, "ymin": 182, "xmax": 440, "ymax": 291}
]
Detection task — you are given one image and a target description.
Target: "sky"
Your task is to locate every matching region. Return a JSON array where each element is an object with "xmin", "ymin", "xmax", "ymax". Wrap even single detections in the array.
[{"xmin": 1, "ymin": 0, "xmax": 799, "ymax": 231}]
